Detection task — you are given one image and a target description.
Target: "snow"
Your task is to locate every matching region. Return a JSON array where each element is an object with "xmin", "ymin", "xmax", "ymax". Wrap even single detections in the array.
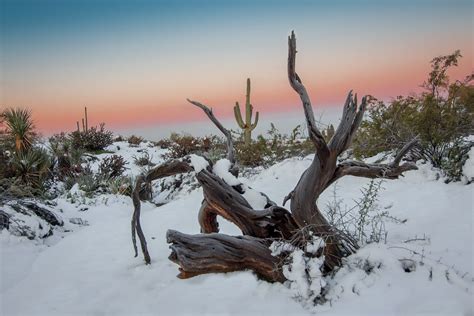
[
  {"xmin": 189, "ymin": 154, "xmax": 209, "ymax": 173},
  {"xmin": 213, "ymin": 158, "xmax": 268, "ymax": 209},
  {"xmin": 90, "ymin": 141, "xmax": 168, "ymax": 177},
  {"xmin": 1, "ymin": 148, "xmax": 473, "ymax": 315},
  {"xmin": 212, "ymin": 159, "xmax": 240, "ymax": 185},
  {"xmin": 463, "ymin": 146, "xmax": 474, "ymax": 182},
  {"xmin": 241, "ymin": 186, "xmax": 268, "ymax": 209}
]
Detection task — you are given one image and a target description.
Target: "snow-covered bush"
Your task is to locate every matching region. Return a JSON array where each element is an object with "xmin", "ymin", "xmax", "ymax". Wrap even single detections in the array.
[
  {"xmin": 98, "ymin": 154, "xmax": 128, "ymax": 179},
  {"xmin": 127, "ymin": 134, "xmax": 143, "ymax": 146},
  {"xmin": 270, "ymin": 233, "xmax": 327, "ymax": 306},
  {"xmin": 133, "ymin": 151, "xmax": 155, "ymax": 167}
]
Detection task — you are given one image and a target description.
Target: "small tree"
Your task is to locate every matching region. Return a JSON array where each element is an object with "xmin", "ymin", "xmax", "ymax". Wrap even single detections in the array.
[{"xmin": 354, "ymin": 51, "xmax": 473, "ymax": 181}]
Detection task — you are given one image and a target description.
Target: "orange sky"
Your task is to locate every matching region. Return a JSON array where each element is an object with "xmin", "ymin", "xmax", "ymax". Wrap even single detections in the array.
[{"xmin": 1, "ymin": 0, "xmax": 472, "ymax": 135}]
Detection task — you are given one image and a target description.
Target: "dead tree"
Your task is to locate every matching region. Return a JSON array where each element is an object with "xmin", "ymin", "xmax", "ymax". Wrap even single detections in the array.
[{"xmin": 132, "ymin": 31, "xmax": 418, "ymax": 281}]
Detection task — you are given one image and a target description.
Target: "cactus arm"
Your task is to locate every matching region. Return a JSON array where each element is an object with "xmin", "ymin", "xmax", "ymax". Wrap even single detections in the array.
[
  {"xmin": 251, "ymin": 111, "xmax": 259, "ymax": 130},
  {"xmin": 246, "ymin": 78, "xmax": 251, "ymax": 107},
  {"xmin": 234, "ymin": 102, "xmax": 246, "ymax": 128},
  {"xmin": 245, "ymin": 79, "xmax": 252, "ymax": 125},
  {"xmin": 84, "ymin": 106, "xmax": 88, "ymax": 132}
]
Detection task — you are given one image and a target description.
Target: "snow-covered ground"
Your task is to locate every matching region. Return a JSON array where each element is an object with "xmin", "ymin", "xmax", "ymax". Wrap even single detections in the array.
[{"xmin": 1, "ymin": 142, "xmax": 473, "ymax": 315}]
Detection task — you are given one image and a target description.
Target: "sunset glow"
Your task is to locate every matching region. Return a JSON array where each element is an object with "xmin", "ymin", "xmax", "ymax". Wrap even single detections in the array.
[{"xmin": 1, "ymin": 0, "xmax": 472, "ymax": 135}]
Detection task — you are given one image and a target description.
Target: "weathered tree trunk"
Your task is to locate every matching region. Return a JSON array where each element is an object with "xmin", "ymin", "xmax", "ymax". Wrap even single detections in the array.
[
  {"xmin": 196, "ymin": 169, "xmax": 298, "ymax": 239},
  {"xmin": 167, "ymin": 230, "xmax": 285, "ymax": 282},
  {"xmin": 198, "ymin": 200, "xmax": 219, "ymax": 233},
  {"xmin": 132, "ymin": 31, "xmax": 418, "ymax": 282}
]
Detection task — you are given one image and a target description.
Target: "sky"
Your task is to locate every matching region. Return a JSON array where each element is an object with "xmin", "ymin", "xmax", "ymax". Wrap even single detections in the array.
[{"xmin": 0, "ymin": 0, "xmax": 472, "ymax": 137}]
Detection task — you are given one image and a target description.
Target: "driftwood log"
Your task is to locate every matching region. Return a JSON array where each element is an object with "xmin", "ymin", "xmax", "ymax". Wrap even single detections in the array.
[{"xmin": 131, "ymin": 31, "xmax": 418, "ymax": 281}]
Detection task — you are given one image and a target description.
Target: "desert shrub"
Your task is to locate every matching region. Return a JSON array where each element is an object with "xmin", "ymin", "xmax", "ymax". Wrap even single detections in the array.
[
  {"xmin": 157, "ymin": 125, "xmax": 322, "ymax": 167},
  {"xmin": 114, "ymin": 135, "xmax": 125, "ymax": 142},
  {"xmin": 133, "ymin": 151, "xmax": 155, "ymax": 167},
  {"xmin": 65, "ymin": 165, "xmax": 108, "ymax": 197},
  {"xmin": 164, "ymin": 133, "xmax": 226, "ymax": 160},
  {"xmin": 325, "ymin": 180, "xmax": 405, "ymax": 245},
  {"xmin": 49, "ymin": 133, "xmax": 84, "ymax": 180},
  {"xmin": 108, "ymin": 176, "xmax": 133, "ymax": 196},
  {"xmin": 0, "ymin": 177, "xmax": 40, "ymax": 202},
  {"xmin": 168, "ymin": 133, "xmax": 200, "ymax": 157},
  {"xmin": 439, "ymin": 139, "xmax": 473, "ymax": 182},
  {"xmin": 10, "ymin": 147, "xmax": 52, "ymax": 189},
  {"xmin": 353, "ymin": 51, "xmax": 474, "ymax": 181},
  {"xmin": 98, "ymin": 155, "xmax": 127, "ymax": 179},
  {"xmin": 236, "ymin": 124, "xmax": 314, "ymax": 167},
  {"xmin": 154, "ymin": 138, "xmax": 173, "ymax": 149},
  {"xmin": 235, "ymin": 136, "xmax": 269, "ymax": 167},
  {"xmin": 69, "ymin": 123, "xmax": 113, "ymax": 151},
  {"xmin": 128, "ymin": 135, "xmax": 143, "ymax": 146}
]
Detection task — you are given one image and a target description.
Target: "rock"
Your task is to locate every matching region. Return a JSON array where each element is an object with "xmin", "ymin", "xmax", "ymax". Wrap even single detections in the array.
[
  {"xmin": 18, "ymin": 201, "xmax": 64, "ymax": 226},
  {"xmin": 0, "ymin": 210, "xmax": 10, "ymax": 230},
  {"xmin": 69, "ymin": 218, "xmax": 89, "ymax": 226}
]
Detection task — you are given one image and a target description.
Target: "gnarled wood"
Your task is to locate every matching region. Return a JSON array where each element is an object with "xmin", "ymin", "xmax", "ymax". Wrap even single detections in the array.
[
  {"xmin": 132, "ymin": 159, "xmax": 194, "ymax": 264},
  {"xmin": 138, "ymin": 31, "xmax": 421, "ymax": 282},
  {"xmin": 132, "ymin": 175, "xmax": 151, "ymax": 264},
  {"xmin": 288, "ymin": 31, "xmax": 329, "ymax": 158},
  {"xmin": 327, "ymin": 137, "xmax": 419, "ymax": 188},
  {"xmin": 285, "ymin": 31, "xmax": 416, "ymax": 271},
  {"xmin": 167, "ymin": 230, "xmax": 285, "ymax": 282},
  {"xmin": 187, "ymin": 99, "xmax": 236, "ymax": 167},
  {"xmin": 197, "ymin": 169, "xmax": 298, "ymax": 239},
  {"xmin": 198, "ymin": 200, "xmax": 219, "ymax": 233}
]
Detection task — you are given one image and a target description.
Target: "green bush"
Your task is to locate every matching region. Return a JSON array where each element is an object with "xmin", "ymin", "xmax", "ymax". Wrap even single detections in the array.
[
  {"xmin": 164, "ymin": 133, "xmax": 227, "ymax": 160},
  {"xmin": 235, "ymin": 136, "xmax": 269, "ymax": 167},
  {"xmin": 69, "ymin": 123, "xmax": 113, "ymax": 151},
  {"xmin": 353, "ymin": 51, "xmax": 474, "ymax": 181},
  {"xmin": 49, "ymin": 132, "xmax": 84, "ymax": 180}
]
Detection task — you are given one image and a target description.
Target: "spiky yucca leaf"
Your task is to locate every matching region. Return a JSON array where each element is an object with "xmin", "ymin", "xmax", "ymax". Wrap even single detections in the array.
[
  {"xmin": 2, "ymin": 108, "xmax": 35, "ymax": 153},
  {"xmin": 11, "ymin": 148, "xmax": 51, "ymax": 188}
]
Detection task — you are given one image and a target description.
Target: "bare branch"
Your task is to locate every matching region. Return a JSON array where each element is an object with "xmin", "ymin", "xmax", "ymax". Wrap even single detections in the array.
[
  {"xmin": 329, "ymin": 92, "xmax": 368, "ymax": 155},
  {"xmin": 145, "ymin": 159, "xmax": 193, "ymax": 182},
  {"xmin": 344, "ymin": 95, "xmax": 368, "ymax": 150},
  {"xmin": 187, "ymin": 99, "xmax": 236, "ymax": 164},
  {"xmin": 288, "ymin": 31, "xmax": 328, "ymax": 157},
  {"xmin": 334, "ymin": 160, "xmax": 418, "ymax": 180},
  {"xmin": 132, "ymin": 159, "xmax": 194, "ymax": 264},
  {"xmin": 328, "ymin": 137, "xmax": 419, "ymax": 185},
  {"xmin": 131, "ymin": 175, "xmax": 151, "ymax": 264},
  {"xmin": 391, "ymin": 136, "xmax": 419, "ymax": 166},
  {"xmin": 282, "ymin": 190, "xmax": 294, "ymax": 206}
]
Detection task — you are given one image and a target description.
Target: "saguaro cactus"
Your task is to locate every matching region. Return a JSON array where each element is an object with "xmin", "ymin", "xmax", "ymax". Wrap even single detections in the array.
[{"xmin": 234, "ymin": 78, "xmax": 259, "ymax": 145}]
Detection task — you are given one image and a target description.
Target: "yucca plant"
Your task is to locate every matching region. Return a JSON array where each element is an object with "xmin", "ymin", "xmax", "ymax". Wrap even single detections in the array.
[
  {"xmin": 2, "ymin": 108, "xmax": 35, "ymax": 153},
  {"xmin": 10, "ymin": 148, "xmax": 51, "ymax": 188}
]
